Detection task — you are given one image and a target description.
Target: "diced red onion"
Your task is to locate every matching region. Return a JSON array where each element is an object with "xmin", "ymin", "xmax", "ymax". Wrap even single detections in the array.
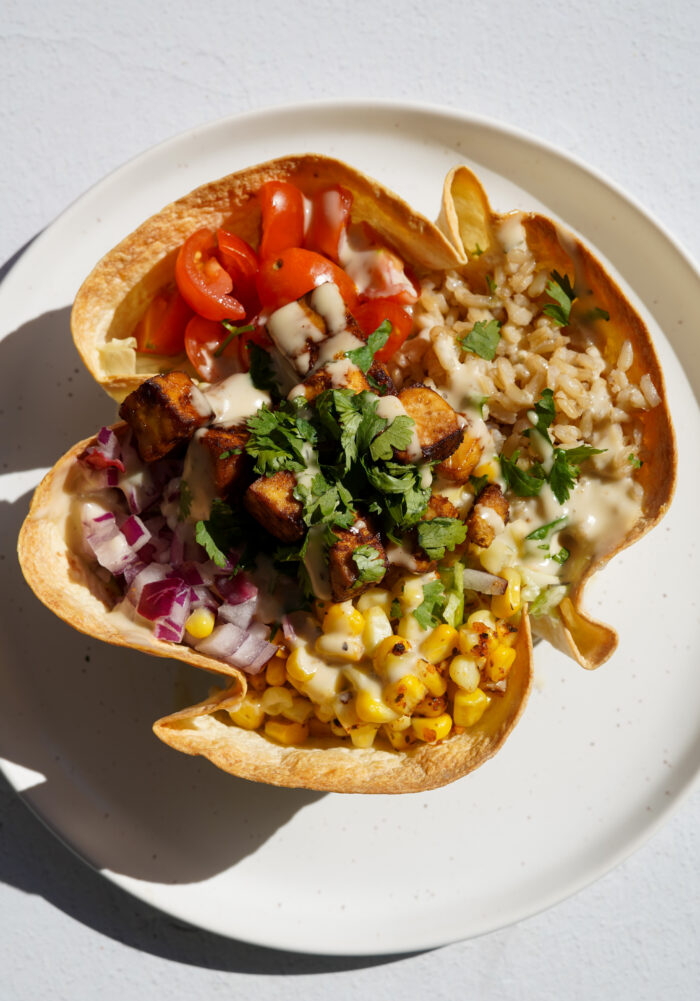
[
  {"xmin": 281, "ymin": 614, "xmax": 297, "ymax": 643},
  {"xmin": 218, "ymin": 597, "xmax": 257, "ymax": 630},
  {"xmin": 190, "ymin": 584, "xmax": 219, "ymax": 611},
  {"xmin": 138, "ymin": 578, "xmax": 191, "ymax": 643},
  {"xmin": 195, "ymin": 622, "xmax": 247, "ymax": 659},
  {"xmin": 127, "ymin": 563, "xmax": 172, "ymax": 606},
  {"xmin": 216, "ymin": 573, "xmax": 258, "ymax": 605},
  {"xmin": 227, "ymin": 622, "xmax": 277, "ymax": 674},
  {"xmin": 78, "ymin": 426, "xmax": 125, "ymax": 473},
  {"xmin": 121, "ymin": 515, "xmax": 151, "ymax": 551},
  {"xmin": 82, "ymin": 504, "xmax": 140, "ymax": 576},
  {"xmin": 462, "ymin": 568, "xmax": 508, "ymax": 595}
]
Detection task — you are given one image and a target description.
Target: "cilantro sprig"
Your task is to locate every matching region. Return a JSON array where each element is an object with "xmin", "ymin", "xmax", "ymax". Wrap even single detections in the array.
[
  {"xmin": 412, "ymin": 581, "xmax": 447, "ymax": 630},
  {"xmin": 246, "ymin": 399, "xmax": 318, "ymax": 476},
  {"xmin": 352, "ymin": 546, "xmax": 387, "ymax": 587},
  {"xmin": 345, "ymin": 321, "xmax": 391, "ymax": 373},
  {"xmin": 542, "ymin": 271, "xmax": 576, "ymax": 327},
  {"xmin": 195, "ymin": 499, "xmax": 245, "ymax": 569},
  {"xmin": 416, "ymin": 518, "xmax": 467, "ymax": 560},
  {"xmin": 459, "ymin": 319, "xmax": 502, "ymax": 361},
  {"xmin": 214, "ymin": 321, "xmax": 255, "ymax": 357}
]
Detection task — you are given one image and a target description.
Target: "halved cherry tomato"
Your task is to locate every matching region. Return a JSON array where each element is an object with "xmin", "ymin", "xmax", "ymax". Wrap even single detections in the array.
[
  {"xmin": 184, "ymin": 315, "xmax": 239, "ymax": 382},
  {"xmin": 258, "ymin": 181, "xmax": 305, "ymax": 260},
  {"xmin": 175, "ymin": 228, "xmax": 246, "ymax": 322},
  {"xmin": 352, "ymin": 247, "xmax": 420, "ymax": 305},
  {"xmin": 216, "ymin": 229, "xmax": 259, "ymax": 313},
  {"xmin": 256, "ymin": 248, "xmax": 358, "ymax": 312},
  {"xmin": 134, "ymin": 288, "xmax": 193, "ymax": 355},
  {"xmin": 353, "ymin": 299, "xmax": 413, "ymax": 363},
  {"xmin": 304, "ymin": 185, "xmax": 353, "ymax": 262},
  {"xmin": 236, "ymin": 324, "xmax": 274, "ymax": 372}
]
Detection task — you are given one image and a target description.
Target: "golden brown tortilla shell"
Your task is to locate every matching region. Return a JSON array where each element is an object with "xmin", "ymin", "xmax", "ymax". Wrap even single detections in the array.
[
  {"xmin": 72, "ymin": 154, "xmax": 466, "ymax": 402},
  {"xmin": 440, "ymin": 166, "xmax": 677, "ymax": 669},
  {"xmin": 17, "ymin": 424, "xmax": 248, "ymax": 694},
  {"xmin": 153, "ymin": 614, "xmax": 532, "ymax": 794}
]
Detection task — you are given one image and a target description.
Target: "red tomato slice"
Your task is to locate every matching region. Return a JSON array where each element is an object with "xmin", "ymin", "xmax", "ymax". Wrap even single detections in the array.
[
  {"xmin": 257, "ymin": 248, "xmax": 358, "ymax": 312},
  {"xmin": 184, "ymin": 315, "xmax": 239, "ymax": 382},
  {"xmin": 217, "ymin": 229, "xmax": 260, "ymax": 314},
  {"xmin": 304, "ymin": 185, "xmax": 353, "ymax": 262},
  {"xmin": 135, "ymin": 288, "xmax": 193, "ymax": 355},
  {"xmin": 353, "ymin": 299, "xmax": 413, "ymax": 363},
  {"xmin": 175, "ymin": 228, "xmax": 246, "ymax": 322},
  {"xmin": 258, "ymin": 181, "xmax": 305, "ymax": 260},
  {"xmin": 353, "ymin": 247, "xmax": 420, "ymax": 305}
]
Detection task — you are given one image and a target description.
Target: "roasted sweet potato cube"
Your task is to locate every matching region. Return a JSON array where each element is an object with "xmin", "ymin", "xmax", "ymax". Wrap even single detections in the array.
[
  {"xmin": 367, "ymin": 360, "xmax": 397, "ymax": 397},
  {"xmin": 467, "ymin": 484, "xmax": 509, "ymax": 548},
  {"xmin": 436, "ymin": 420, "xmax": 483, "ymax": 482},
  {"xmin": 294, "ymin": 362, "xmax": 371, "ymax": 402},
  {"xmin": 384, "ymin": 494, "xmax": 462, "ymax": 585},
  {"xmin": 394, "ymin": 385, "xmax": 464, "ymax": 464},
  {"xmin": 244, "ymin": 471, "xmax": 304, "ymax": 543},
  {"xmin": 119, "ymin": 372, "xmax": 212, "ymax": 462},
  {"xmin": 328, "ymin": 518, "xmax": 388, "ymax": 601},
  {"xmin": 196, "ymin": 425, "xmax": 251, "ymax": 495}
]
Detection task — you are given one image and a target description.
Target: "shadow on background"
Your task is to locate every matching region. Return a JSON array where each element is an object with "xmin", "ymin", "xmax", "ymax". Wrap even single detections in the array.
[{"xmin": 0, "ymin": 250, "xmax": 422, "ymax": 972}]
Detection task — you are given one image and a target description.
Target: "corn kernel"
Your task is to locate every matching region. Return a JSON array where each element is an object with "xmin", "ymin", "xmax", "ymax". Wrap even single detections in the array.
[
  {"xmin": 282, "ymin": 696, "xmax": 314, "ymax": 724},
  {"xmin": 261, "ymin": 686, "xmax": 294, "ymax": 716},
  {"xmin": 313, "ymin": 702, "xmax": 335, "ymax": 723},
  {"xmin": 411, "ymin": 713, "xmax": 453, "ymax": 743},
  {"xmin": 315, "ymin": 633, "xmax": 364, "ymax": 662},
  {"xmin": 453, "ymin": 688, "xmax": 490, "ymax": 727},
  {"xmin": 264, "ymin": 719, "xmax": 309, "ymax": 745},
  {"xmin": 398, "ymin": 576, "xmax": 428, "ymax": 611},
  {"xmin": 384, "ymin": 726, "xmax": 417, "ymax": 750},
  {"xmin": 397, "ymin": 614, "xmax": 427, "ymax": 643},
  {"xmin": 417, "ymin": 659, "xmax": 448, "ymax": 696},
  {"xmin": 265, "ymin": 657, "xmax": 287, "ymax": 687},
  {"xmin": 373, "ymin": 635, "xmax": 414, "ymax": 675},
  {"xmin": 467, "ymin": 609, "xmax": 497, "ymax": 632},
  {"xmin": 384, "ymin": 714, "xmax": 412, "ymax": 732},
  {"xmin": 322, "ymin": 601, "xmax": 365, "ymax": 636},
  {"xmin": 473, "ymin": 458, "xmax": 499, "ymax": 482},
  {"xmin": 420, "ymin": 624, "xmax": 458, "ymax": 664},
  {"xmin": 330, "ymin": 718, "xmax": 349, "ymax": 737},
  {"xmin": 356, "ymin": 588, "xmax": 393, "ymax": 614},
  {"xmin": 349, "ymin": 724, "xmax": 379, "ymax": 748},
  {"xmin": 247, "ymin": 672, "xmax": 267, "ymax": 693},
  {"xmin": 286, "ymin": 646, "xmax": 318, "ymax": 682},
  {"xmin": 314, "ymin": 598, "xmax": 331, "ymax": 623},
  {"xmin": 449, "ymin": 654, "xmax": 481, "ymax": 692},
  {"xmin": 383, "ymin": 674, "xmax": 427, "ymax": 714},
  {"xmin": 496, "ymin": 620, "xmax": 518, "ymax": 646},
  {"xmin": 362, "ymin": 606, "xmax": 393, "ymax": 655},
  {"xmin": 333, "ymin": 692, "xmax": 360, "ymax": 730},
  {"xmin": 228, "ymin": 694, "xmax": 264, "ymax": 730},
  {"xmin": 184, "ymin": 607, "xmax": 215, "ymax": 639},
  {"xmin": 491, "ymin": 568, "xmax": 522, "ymax": 619},
  {"xmin": 488, "ymin": 644, "xmax": 516, "ymax": 682},
  {"xmin": 415, "ymin": 694, "xmax": 448, "ymax": 718},
  {"xmin": 355, "ymin": 689, "xmax": 398, "ymax": 724}
]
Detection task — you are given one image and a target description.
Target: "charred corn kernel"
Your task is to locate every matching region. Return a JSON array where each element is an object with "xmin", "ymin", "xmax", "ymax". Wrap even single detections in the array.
[
  {"xmin": 228, "ymin": 694, "xmax": 264, "ymax": 730},
  {"xmin": 283, "ymin": 696, "xmax": 314, "ymax": 724},
  {"xmin": 373, "ymin": 635, "xmax": 414, "ymax": 675},
  {"xmin": 491, "ymin": 568, "xmax": 522, "ymax": 619},
  {"xmin": 265, "ymin": 658, "xmax": 287, "ymax": 687},
  {"xmin": 356, "ymin": 588, "xmax": 393, "ymax": 614},
  {"xmin": 467, "ymin": 609, "xmax": 497, "ymax": 632},
  {"xmin": 314, "ymin": 598, "xmax": 330, "ymax": 622},
  {"xmin": 333, "ymin": 692, "xmax": 360, "ymax": 730},
  {"xmin": 397, "ymin": 614, "xmax": 426, "ymax": 643},
  {"xmin": 355, "ymin": 689, "xmax": 397, "ymax": 724},
  {"xmin": 453, "ymin": 688, "xmax": 490, "ymax": 727},
  {"xmin": 286, "ymin": 646, "xmax": 318, "ymax": 683},
  {"xmin": 264, "ymin": 719, "xmax": 309, "ymax": 745},
  {"xmin": 308, "ymin": 717, "xmax": 334, "ymax": 739},
  {"xmin": 349, "ymin": 724, "xmax": 379, "ymax": 748},
  {"xmin": 420, "ymin": 624, "xmax": 458, "ymax": 664},
  {"xmin": 488, "ymin": 644, "xmax": 517, "ymax": 682},
  {"xmin": 385, "ymin": 714, "xmax": 412, "ymax": 732},
  {"xmin": 261, "ymin": 686, "xmax": 294, "ymax": 716},
  {"xmin": 330, "ymin": 718, "xmax": 349, "ymax": 737},
  {"xmin": 411, "ymin": 713, "xmax": 452, "ymax": 743},
  {"xmin": 384, "ymin": 726, "xmax": 416, "ymax": 750},
  {"xmin": 398, "ymin": 576, "xmax": 428, "ymax": 611},
  {"xmin": 383, "ymin": 674, "xmax": 427, "ymax": 714},
  {"xmin": 474, "ymin": 458, "xmax": 499, "ymax": 482},
  {"xmin": 418, "ymin": 659, "xmax": 448, "ymax": 696},
  {"xmin": 322, "ymin": 601, "xmax": 365, "ymax": 636},
  {"xmin": 449, "ymin": 654, "xmax": 481, "ymax": 692},
  {"xmin": 362, "ymin": 606, "xmax": 393, "ymax": 655},
  {"xmin": 496, "ymin": 620, "xmax": 518, "ymax": 646},
  {"xmin": 315, "ymin": 633, "xmax": 364, "ymax": 663},
  {"xmin": 415, "ymin": 694, "xmax": 448, "ymax": 717},
  {"xmin": 185, "ymin": 607, "xmax": 215, "ymax": 639}
]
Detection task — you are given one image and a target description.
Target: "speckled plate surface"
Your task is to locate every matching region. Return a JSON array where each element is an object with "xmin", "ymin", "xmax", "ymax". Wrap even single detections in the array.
[{"xmin": 1, "ymin": 102, "xmax": 699, "ymax": 956}]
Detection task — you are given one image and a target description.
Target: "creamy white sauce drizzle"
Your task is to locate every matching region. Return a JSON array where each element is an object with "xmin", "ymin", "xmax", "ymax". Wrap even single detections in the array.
[
  {"xmin": 182, "ymin": 429, "xmax": 218, "ymax": 522},
  {"xmin": 386, "ymin": 540, "xmax": 419, "ymax": 571},
  {"xmin": 315, "ymin": 328, "xmax": 364, "ymax": 367},
  {"xmin": 189, "ymin": 384, "xmax": 213, "ymax": 419},
  {"xmin": 267, "ymin": 300, "xmax": 326, "ymax": 373},
  {"xmin": 310, "ymin": 283, "xmax": 348, "ymax": 334},
  {"xmin": 204, "ymin": 372, "xmax": 270, "ymax": 426}
]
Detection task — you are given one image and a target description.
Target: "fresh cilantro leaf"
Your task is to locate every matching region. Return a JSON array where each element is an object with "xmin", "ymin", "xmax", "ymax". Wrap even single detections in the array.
[
  {"xmin": 345, "ymin": 321, "xmax": 391, "ymax": 373},
  {"xmin": 369, "ymin": 414, "xmax": 416, "ymax": 461},
  {"xmin": 552, "ymin": 547, "xmax": 570, "ymax": 564},
  {"xmin": 542, "ymin": 270, "xmax": 576, "ymax": 326},
  {"xmin": 549, "ymin": 446, "xmax": 605, "ymax": 504},
  {"xmin": 469, "ymin": 474, "xmax": 489, "ymax": 498},
  {"xmin": 295, "ymin": 472, "xmax": 354, "ymax": 530},
  {"xmin": 628, "ymin": 453, "xmax": 643, "ymax": 469},
  {"xmin": 246, "ymin": 402, "xmax": 318, "ymax": 476},
  {"xmin": 178, "ymin": 478, "xmax": 192, "ymax": 521},
  {"xmin": 352, "ymin": 545, "xmax": 387, "ymax": 587},
  {"xmin": 412, "ymin": 581, "xmax": 446, "ymax": 630},
  {"xmin": 390, "ymin": 598, "xmax": 401, "ymax": 620},
  {"xmin": 195, "ymin": 499, "xmax": 241, "ymax": 568},
  {"xmin": 247, "ymin": 342, "xmax": 280, "ymax": 396},
  {"xmin": 499, "ymin": 450, "xmax": 546, "ymax": 497},
  {"xmin": 459, "ymin": 319, "xmax": 501, "ymax": 361},
  {"xmin": 525, "ymin": 516, "xmax": 567, "ymax": 541},
  {"xmin": 486, "ymin": 274, "xmax": 497, "ymax": 294},
  {"xmin": 214, "ymin": 322, "xmax": 255, "ymax": 356},
  {"xmin": 416, "ymin": 517, "xmax": 467, "ymax": 560},
  {"xmin": 524, "ymin": 388, "xmax": 555, "ymax": 446}
]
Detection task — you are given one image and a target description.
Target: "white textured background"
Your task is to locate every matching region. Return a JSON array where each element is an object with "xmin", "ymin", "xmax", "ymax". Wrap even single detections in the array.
[{"xmin": 2, "ymin": 0, "xmax": 699, "ymax": 997}]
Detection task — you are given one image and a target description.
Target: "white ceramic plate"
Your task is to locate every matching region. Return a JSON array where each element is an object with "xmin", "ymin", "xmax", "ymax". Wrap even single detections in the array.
[{"xmin": 2, "ymin": 101, "xmax": 699, "ymax": 956}]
